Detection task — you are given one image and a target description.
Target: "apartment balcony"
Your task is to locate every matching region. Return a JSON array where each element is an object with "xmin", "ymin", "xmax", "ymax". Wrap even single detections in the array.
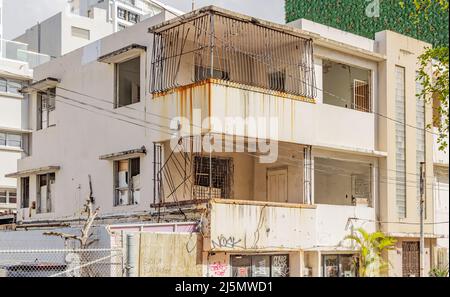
[
  {"xmin": 148, "ymin": 8, "xmax": 377, "ymax": 153},
  {"xmin": 0, "ymin": 39, "xmax": 50, "ymax": 69}
]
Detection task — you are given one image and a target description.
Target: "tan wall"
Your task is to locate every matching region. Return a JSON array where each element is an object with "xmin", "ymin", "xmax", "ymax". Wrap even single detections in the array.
[{"xmin": 375, "ymin": 30, "xmax": 434, "ymax": 235}]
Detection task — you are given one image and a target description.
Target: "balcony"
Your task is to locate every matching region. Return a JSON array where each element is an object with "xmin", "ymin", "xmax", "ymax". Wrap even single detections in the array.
[{"xmin": 0, "ymin": 39, "xmax": 50, "ymax": 69}]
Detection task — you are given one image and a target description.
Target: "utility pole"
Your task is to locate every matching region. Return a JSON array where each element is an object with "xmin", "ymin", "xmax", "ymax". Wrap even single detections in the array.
[
  {"xmin": 419, "ymin": 161, "xmax": 425, "ymax": 277},
  {"xmin": 192, "ymin": 0, "xmax": 195, "ymax": 11}
]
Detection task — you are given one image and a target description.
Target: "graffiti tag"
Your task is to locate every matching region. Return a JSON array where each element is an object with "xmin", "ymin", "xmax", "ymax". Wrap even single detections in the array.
[{"xmin": 211, "ymin": 235, "xmax": 242, "ymax": 249}]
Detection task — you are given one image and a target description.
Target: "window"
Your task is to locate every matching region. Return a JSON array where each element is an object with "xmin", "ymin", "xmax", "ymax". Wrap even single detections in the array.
[
  {"xmin": 38, "ymin": 88, "xmax": 56, "ymax": 129},
  {"xmin": 0, "ymin": 189, "xmax": 17, "ymax": 204},
  {"xmin": 416, "ymin": 73, "xmax": 426, "ymax": 216},
  {"xmin": 395, "ymin": 66, "xmax": 406, "ymax": 218},
  {"xmin": 269, "ymin": 71, "xmax": 286, "ymax": 92},
  {"xmin": 117, "ymin": 7, "xmax": 126, "ymax": 20},
  {"xmin": 116, "ymin": 57, "xmax": 140, "ymax": 108},
  {"xmin": 193, "ymin": 156, "xmax": 233, "ymax": 199},
  {"xmin": 0, "ymin": 190, "xmax": 6, "ymax": 204},
  {"xmin": 21, "ymin": 177, "xmax": 30, "ymax": 208},
  {"xmin": 8, "ymin": 190, "xmax": 17, "ymax": 204},
  {"xmin": 322, "ymin": 60, "xmax": 371, "ymax": 112},
  {"xmin": 231, "ymin": 255, "xmax": 289, "ymax": 277},
  {"xmin": 314, "ymin": 157, "xmax": 372, "ymax": 206},
  {"xmin": 353, "ymin": 79, "xmax": 370, "ymax": 112},
  {"xmin": 114, "ymin": 158, "xmax": 140, "ymax": 206},
  {"xmin": 0, "ymin": 132, "xmax": 22, "ymax": 148},
  {"xmin": 117, "ymin": 7, "xmax": 140, "ymax": 23},
  {"xmin": 71, "ymin": 26, "xmax": 90, "ymax": 40},
  {"xmin": 0, "ymin": 77, "xmax": 22, "ymax": 94},
  {"xmin": 322, "ymin": 254, "xmax": 358, "ymax": 277},
  {"xmin": 37, "ymin": 172, "xmax": 55, "ymax": 213}
]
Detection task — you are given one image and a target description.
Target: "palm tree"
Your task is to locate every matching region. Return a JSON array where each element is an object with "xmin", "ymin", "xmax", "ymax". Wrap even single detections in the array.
[{"xmin": 345, "ymin": 228, "xmax": 397, "ymax": 277}]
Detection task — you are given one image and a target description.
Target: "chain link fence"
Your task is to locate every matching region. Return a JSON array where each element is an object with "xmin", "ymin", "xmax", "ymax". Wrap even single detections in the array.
[{"xmin": 0, "ymin": 249, "xmax": 124, "ymax": 277}]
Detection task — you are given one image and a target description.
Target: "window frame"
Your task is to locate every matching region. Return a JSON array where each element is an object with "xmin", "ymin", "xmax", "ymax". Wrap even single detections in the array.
[
  {"xmin": 113, "ymin": 157, "xmax": 141, "ymax": 206},
  {"xmin": 114, "ymin": 56, "xmax": 141, "ymax": 108},
  {"xmin": 36, "ymin": 172, "xmax": 55, "ymax": 213},
  {"xmin": 21, "ymin": 177, "xmax": 30, "ymax": 208},
  {"xmin": 37, "ymin": 88, "xmax": 56, "ymax": 130},
  {"xmin": 230, "ymin": 254, "xmax": 290, "ymax": 277}
]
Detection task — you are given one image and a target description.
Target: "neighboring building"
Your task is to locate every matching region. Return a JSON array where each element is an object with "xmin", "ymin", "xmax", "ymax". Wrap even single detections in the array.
[
  {"xmin": 70, "ymin": 0, "xmax": 183, "ymax": 32},
  {"xmin": 5, "ymin": 6, "xmax": 447, "ymax": 277},
  {"xmin": 0, "ymin": 38, "xmax": 50, "ymax": 224},
  {"xmin": 285, "ymin": 0, "xmax": 449, "ymax": 47},
  {"xmin": 14, "ymin": 6, "xmax": 113, "ymax": 59},
  {"xmin": 13, "ymin": 1, "xmax": 182, "ymax": 59}
]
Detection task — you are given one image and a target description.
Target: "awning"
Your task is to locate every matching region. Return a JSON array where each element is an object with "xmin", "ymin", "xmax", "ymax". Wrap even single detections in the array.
[
  {"xmin": 97, "ymin": 44, "xmax": 146, "ymax": 64},
  {"xmin": 20, "ymin": 77, "xmax": 60, "ymax": 94},
  {"xmin": 99, "ymin": 146, "xmax": 147, "ymax": 161},
  {"xmin": 5, "ymin": 166, "xmax": 60, "ymax": 178}
]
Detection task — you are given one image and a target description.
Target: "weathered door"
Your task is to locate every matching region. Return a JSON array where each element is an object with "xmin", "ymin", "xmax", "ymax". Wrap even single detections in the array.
[
  {"xmin": 402, "ymin": 241, "xmax": 420, "ymax": 277},
  {"xmin": 267, "ymin": 168, "xmax": 288, "ymax": 203}
]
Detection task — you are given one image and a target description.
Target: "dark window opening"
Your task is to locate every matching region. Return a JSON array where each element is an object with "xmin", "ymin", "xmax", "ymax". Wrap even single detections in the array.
[
  {"xmin": 193, "ymin": 156, "xmax": 232, "ymax": 199},
  {"xmin": 116, "ymin": 57, "xmax": 140, "ymax": 108},
  {"xmin": 21, "ymin": 177, "xmax": 30, "ymax": 208}
]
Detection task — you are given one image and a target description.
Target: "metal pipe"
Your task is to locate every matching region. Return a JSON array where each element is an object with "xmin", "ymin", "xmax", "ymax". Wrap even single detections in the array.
[{"xmin": 126, "ymin": 233, "xmax": 139, "ymax": 277}]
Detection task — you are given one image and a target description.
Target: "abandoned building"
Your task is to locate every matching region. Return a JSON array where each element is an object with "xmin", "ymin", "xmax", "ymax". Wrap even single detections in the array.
[{"xmin": 2, "ymin": 6, "xmax": 448, "ymax": 277}]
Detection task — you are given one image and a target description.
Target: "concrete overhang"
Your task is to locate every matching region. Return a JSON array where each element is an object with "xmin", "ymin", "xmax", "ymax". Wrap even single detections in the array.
[
  {"xmin": 98, "ymin": 44, "xmax": 146, "ymax": 64},
  {"xmin": 148, "ymin": 5, "xmax": 386, "ymax": 62},
  {"xmin": 0, "ymin": 126, "xmax": 33, "ymax": 134},
  {"xmin": 387, "ymin": 232, "xmax": 447, "ymax": 239},
  {"xmin": 5, "ymin": 166, "xmax": 60, "ymax": 178},
  {"xmin": 99, "ymin": 146, "xmax": 147, "ymax": 161},
  {"xmin": 314, "ymin": 143, "xmax": 388, "ymax": 158},
  {"xmin": 20, "ymin": 77, "xmax": 60, "ymax": 94}
]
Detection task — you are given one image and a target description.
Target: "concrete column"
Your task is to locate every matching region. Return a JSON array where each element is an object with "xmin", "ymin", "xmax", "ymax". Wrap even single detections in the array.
[{"xmin": 126, "ymin": 233, "xmax": 139, "ymax": 277}]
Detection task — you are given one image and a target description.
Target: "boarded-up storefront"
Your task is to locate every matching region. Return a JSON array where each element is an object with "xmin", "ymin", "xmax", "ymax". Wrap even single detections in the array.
[{"xmin": 139, "ymin": 233, "xmax": 203, "ymax": 276}]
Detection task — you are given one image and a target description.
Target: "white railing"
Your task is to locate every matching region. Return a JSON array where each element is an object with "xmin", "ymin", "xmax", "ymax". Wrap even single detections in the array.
[{"xmin": 0, "ymin": 39, "xmax": 51, "ymax": 68}]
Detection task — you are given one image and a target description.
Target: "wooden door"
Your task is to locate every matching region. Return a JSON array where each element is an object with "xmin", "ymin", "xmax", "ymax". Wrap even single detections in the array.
[{"xmin": 267, "ymin": 168, "xmax": 288, "ymax": 203}]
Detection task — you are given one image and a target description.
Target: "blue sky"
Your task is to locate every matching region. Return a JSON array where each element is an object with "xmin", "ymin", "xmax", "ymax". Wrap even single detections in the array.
[{"xmin": 3, "ymin": 0, "xmax": 285, "ymax": 40}]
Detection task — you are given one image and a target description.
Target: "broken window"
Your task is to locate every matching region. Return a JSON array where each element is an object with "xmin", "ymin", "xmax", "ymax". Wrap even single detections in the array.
[
  {"xmin": 193, "ymin": 156, "xmax": 233, "ymax": 199},
  {"xmin": 37, "ymin": 88, "xmax": 56, "ymax": 130},
  {"xmin": 116, "ymin": 57, "xmax": 140, "ymax": 108},
  {"xmin": 21, "ymin": 177, "xmax": 30, "ymax": 208},
  {"xmin": 114, "ymin": 158, "xmax": 140, "ymax": 206},
  {"xmin": 231, "ymin": 255, "xmax": 289, "ymax": 277},
  {"xmin": 322, "ymin": 60, "xmax": 371, "ymax": 112},
  {"xmin": 37, "ymin": 172, "xmax": 55, "ymax": 213},
  {"xmin": 314, "ymin": 157, "xmax": 372, "ymax": 206}
]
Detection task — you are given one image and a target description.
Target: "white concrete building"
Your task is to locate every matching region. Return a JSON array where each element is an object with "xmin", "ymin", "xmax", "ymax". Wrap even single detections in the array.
[
  {"xmin": 5, "ymin": 6, "xmax": 448, "ymax": 277},
  {"xmin": 0, "ymin": 44, "xmax": 50, "ymax": 223},
  {"xmin": 70, "ymin": 0, "xmax": 183, "ymax": 32},
  {"xmin": 14, "ymin": 6, "xmax": 114, "ymax": 59}
]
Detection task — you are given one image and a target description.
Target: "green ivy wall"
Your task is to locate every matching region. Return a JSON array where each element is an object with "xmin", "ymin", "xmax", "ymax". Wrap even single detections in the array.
[{"xmin": 285, "ymin": 0, "xmax": 448, "ymax": 47}]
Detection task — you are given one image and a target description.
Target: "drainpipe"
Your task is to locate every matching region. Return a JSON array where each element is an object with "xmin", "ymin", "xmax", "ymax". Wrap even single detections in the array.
[{"xmin": 126, "ymin": 233, "xmax": 139, "ymax": 277}]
